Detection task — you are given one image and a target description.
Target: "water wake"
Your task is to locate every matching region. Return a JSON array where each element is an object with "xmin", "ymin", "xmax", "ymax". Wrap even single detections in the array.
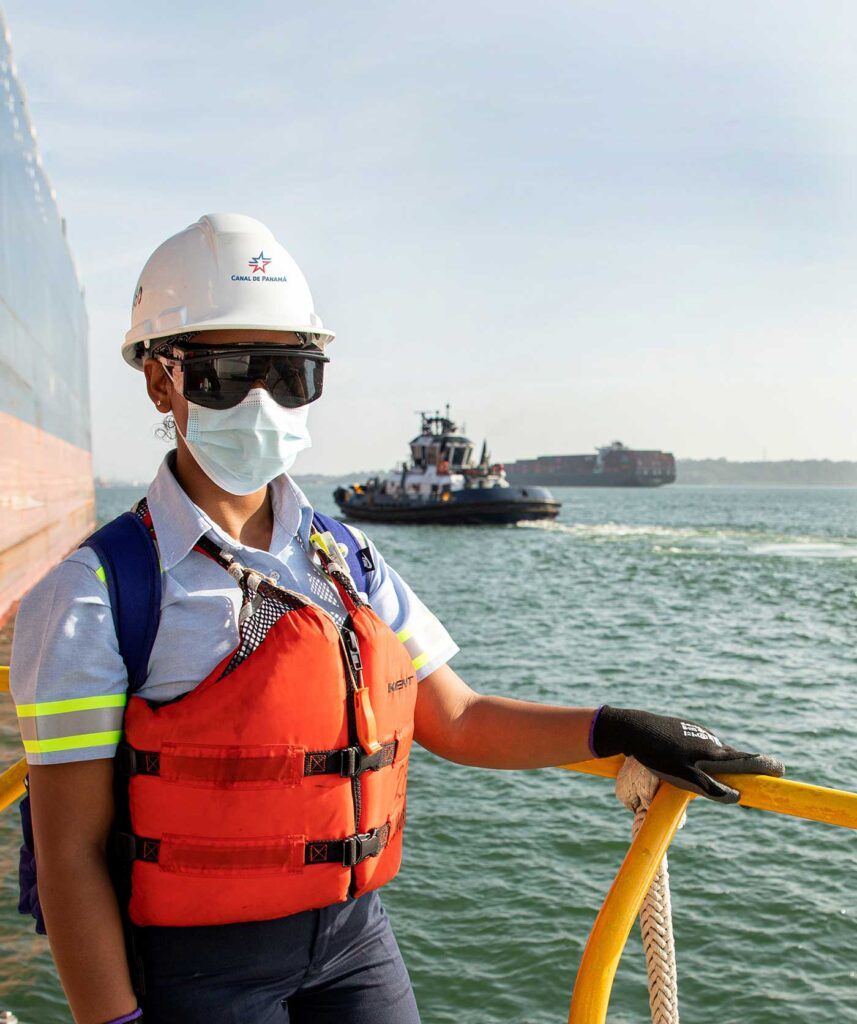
[{"xmin": 515, "ymin": 520, "xmax": 857, "ymax": 559}]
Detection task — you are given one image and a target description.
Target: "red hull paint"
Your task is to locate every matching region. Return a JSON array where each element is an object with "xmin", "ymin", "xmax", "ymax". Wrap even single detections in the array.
[{"xmin": 0, "ymin": 411, "xmax": 95, "ymax": 625}]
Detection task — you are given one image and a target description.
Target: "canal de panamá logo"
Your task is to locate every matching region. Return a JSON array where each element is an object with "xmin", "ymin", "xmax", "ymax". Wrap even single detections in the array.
[
  {"xmin": 232, "ymin": 251, "xmax": 288, "ymax": 283},
  {"xmin": 248, "ymin": 251, "xmax": 271, "ymax": 274}
]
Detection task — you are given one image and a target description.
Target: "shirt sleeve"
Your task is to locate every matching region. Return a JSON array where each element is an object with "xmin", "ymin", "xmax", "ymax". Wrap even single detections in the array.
[
  {"xmin": 346, "ymin": 526, "xmax": 459, "ymax": 681},
  {"xmin": 9, "ymin": 548, "xmax": 129, "ymax": 765}
]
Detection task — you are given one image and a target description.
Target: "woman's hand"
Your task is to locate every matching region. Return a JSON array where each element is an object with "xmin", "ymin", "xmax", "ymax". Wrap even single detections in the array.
[
  {"xmin": 591, "ymin": 705, "xmax": 785, "ymax": 803},
  {"xmin": 414, "ymin": 667, "xmax": 785, "ymax": 804}
]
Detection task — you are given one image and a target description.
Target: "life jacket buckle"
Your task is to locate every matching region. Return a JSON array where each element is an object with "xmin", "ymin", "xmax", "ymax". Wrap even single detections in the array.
[
  {"xmin": 338, "ymin": 743, "xmax": 393, "ymax": 777},
  {"xmin": 342, "ymin": 829, "xmax": 382, "ymax": 867},
  {"xmin": 340, "ymin": 746, "xmax": 358, "ymax": 777}
]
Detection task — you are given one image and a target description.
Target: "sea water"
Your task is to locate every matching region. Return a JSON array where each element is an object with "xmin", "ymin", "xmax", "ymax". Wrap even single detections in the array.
[{"xmin": 1, "ymin": 484, "xmax": 855, "ymax": 1023}]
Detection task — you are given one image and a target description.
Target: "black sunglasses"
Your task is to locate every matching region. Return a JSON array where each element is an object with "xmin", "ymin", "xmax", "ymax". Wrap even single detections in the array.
[{"xmin": 156, "ymin": 342, "xmax": 329, "ymax": 411}]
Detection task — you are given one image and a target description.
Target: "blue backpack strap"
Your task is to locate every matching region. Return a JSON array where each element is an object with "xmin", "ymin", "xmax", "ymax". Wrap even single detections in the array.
[
  {"xmin": 83, "ymin": 510, "xmax": 162, "ymax": 694},
  {"xmin": 311, "ymin": 512, "xmax": 375, "ymax": 595},
  {"xmin": 19, "ymin": 508, "xmax": 162, "ymax": 935}
]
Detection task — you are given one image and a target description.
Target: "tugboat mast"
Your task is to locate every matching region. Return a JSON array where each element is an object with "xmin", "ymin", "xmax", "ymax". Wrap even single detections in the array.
[{"xmin": 416, "ymin": 404, "xmax": 457, "ymax": 437}]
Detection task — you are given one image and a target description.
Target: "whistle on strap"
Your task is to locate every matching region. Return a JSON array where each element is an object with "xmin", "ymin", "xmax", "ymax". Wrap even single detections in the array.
[
  {"xmin": 309, "ymin": 530, "xmax": 354, "ymax": 583},
  {"xmin": 354, "ymin": 686, "xmax": 382, "ymax": 755}
]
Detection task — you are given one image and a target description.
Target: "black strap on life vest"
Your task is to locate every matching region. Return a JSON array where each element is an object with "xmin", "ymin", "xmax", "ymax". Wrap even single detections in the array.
[
  {"xmin": 114, "ymin": 820, "xmax": 399, "ymax": 870},
  {"xmin": 304, "ymin": 824, "xmax": 392, "ymax": 866},
  {"xmin": 302, "ymin": 741, "xmax": 397, "ymax": 777},
  {"xmin": 116, "ymin": 739, "xmax": 397, "ymax": 780}
]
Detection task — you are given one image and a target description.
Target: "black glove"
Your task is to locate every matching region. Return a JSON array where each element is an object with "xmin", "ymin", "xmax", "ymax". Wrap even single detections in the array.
[{"xmin": 591, "ymin": 705, "xmax": 785, "ymax": 804}]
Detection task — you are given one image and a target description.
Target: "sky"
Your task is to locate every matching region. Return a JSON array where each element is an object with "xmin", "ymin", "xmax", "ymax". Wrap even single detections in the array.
[{"xmin": 5, "ymin": 0, "xmax": 857, "ymax": 479}]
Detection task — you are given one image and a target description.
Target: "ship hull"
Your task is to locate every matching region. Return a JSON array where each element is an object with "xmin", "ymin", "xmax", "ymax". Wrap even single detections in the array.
[
  {"xmin": 334, "ymin": 486, "xmax": 561, "ymax": 525},
  {"xmin": 0, "ymin": 12, "xmax": 94, "ymax": 625},
  {"xmin": 506, "ymin": 471, "xmax": 672, "ymax": 487},
  {"xmin": 0, "ymin": 412, "xmax": 95, "ymax": 626}
]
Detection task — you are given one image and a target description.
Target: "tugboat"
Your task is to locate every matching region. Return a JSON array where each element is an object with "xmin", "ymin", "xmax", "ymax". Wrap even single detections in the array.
[{"xmin": 333, "ymin": 409, "xmax": 561, "ymax": 525}]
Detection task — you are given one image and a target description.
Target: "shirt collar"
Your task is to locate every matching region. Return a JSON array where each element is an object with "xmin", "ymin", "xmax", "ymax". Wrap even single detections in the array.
[{"xmin": 146, "ymin": 452, "xmax": 315, "ymax": 570}]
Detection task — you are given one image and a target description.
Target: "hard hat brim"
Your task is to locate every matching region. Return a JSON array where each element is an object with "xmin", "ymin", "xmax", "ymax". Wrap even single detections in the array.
[{"xmin": 122, "ymin": 321, "xmax": 336, "ymax": 370}]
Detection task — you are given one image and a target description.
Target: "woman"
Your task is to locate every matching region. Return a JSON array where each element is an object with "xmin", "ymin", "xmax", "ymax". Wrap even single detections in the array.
[{"xmin": 10, "ymin": 214, "xmax": 783, "ymax": 1024}]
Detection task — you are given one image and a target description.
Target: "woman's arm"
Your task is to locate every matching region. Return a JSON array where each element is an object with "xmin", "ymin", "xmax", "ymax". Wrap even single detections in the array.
[
  {"xmin": 414, "ymin": 663, "xmax": 596, "ymax": 768},
  {"xmin": 29, "ymin": 760, "xmax": 138, "ymax": 1024},
  {"xmin": 414, "ymin": 664, "xmax": 785, "ymax": 801}
]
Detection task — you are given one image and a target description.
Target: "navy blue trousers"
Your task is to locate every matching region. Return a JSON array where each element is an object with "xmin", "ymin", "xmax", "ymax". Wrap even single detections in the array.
[{"xmin": 137, "ymin": 893, "xmax": 420, "ymax": 1023}]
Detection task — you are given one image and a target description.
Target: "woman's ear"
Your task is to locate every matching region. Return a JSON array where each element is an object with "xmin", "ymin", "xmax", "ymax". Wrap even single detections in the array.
[{"xmin": 144, "ymin": 359, "xmax": 173, "ymax": 413}]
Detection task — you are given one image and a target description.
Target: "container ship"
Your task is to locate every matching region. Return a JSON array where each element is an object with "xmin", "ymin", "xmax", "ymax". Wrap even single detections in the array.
[
  {"xmin": 0, "ymin": 10, "xmax": 94, "ymax": 628},
  {"xmin": 506, "ymin": 441, "xmax": 676, "ymax": 488}
]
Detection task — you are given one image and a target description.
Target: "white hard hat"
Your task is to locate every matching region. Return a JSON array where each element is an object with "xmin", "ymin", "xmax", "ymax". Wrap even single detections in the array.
[{"xmin": 122, "ymin": 213, "xmax": 335, "ymax": 369}]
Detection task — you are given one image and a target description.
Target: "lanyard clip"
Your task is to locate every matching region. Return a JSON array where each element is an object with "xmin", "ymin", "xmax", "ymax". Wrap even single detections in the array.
[{"xmin": 310, "ymin": 530, "xmax": 354, "ymax": 583}]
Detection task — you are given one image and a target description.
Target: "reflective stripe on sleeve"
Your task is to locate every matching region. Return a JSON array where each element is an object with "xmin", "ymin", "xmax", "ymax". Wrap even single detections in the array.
[
  {"xmin": 22, "ymin": 731, "xmax": 124, "ymax": 754},
  {"xmin": 396, "ymin": 614, "xmax": 452, "ymax": 674},
  {"xmin": 16, "ymin": 694, "xmax": 127, "ymax": 718},
  {"xmin": 17, "ymin": 695, "xmax": 127, "ymax": 754}
]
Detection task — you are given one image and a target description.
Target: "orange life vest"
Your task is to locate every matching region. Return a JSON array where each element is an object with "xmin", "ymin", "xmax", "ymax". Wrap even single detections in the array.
[{"xmin": 116, "ymin": 533, "xmax": 417, "ymax": 928}]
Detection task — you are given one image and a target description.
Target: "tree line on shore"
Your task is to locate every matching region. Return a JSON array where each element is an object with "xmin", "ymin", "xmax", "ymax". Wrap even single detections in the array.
[{"xmin": 676, "ymin": 459, "xmax": 857, "ymax": 485}]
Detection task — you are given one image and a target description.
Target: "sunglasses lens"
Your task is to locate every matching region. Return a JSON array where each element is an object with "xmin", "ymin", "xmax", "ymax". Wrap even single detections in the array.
[
  {"xmin": 182, "ymin": 357, "xmax": 250, "ymax": 410},
  {"xmin": 269, "ymin": 354, "xmax": 325, "ymax": 409},
  {"xmin": 177, "ymin": 349, "xmax": 326, "ymax": 411}
]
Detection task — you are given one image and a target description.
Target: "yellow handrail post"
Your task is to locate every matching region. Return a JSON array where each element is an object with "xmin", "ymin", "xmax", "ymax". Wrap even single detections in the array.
[
  {"xmin": 561, "ymin": 759, "xmax": 857, "ymax": 1023},
  {"xmin": 567, "ymin": 782, "xmax": 692, "ymax": 1024},
  {"xmin": 0, "ymin": 757, "xmax": 27, "ymax": 813},
  {"xmin": 0, "ymin": 665, "xmax": 25, "ymax": 811}
]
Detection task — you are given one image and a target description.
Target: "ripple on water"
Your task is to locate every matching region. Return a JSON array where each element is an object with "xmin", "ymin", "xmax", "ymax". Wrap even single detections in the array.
[{"xmin": 1, "ymin": 485, "xmax": 856, "ymax": 1023}]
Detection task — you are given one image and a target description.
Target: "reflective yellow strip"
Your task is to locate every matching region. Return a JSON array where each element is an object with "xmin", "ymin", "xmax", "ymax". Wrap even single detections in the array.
[
  {"xmin": 16, "ymin": 694, "xmax": 127, "ymax": 719},
  {"xmin": 95, "ymin": 565, "xmax": 107, "ymax": 584},
  {"xmin": 397, "ymin": 627, "xmax": 413, "ymax": 644},
  {"xmin": 412, "ymin": 652, "xmax": 430, "ymax": 671},
  {"xmin": 23, "ymin": 730, "xmax": 123, "ymax": 754}
]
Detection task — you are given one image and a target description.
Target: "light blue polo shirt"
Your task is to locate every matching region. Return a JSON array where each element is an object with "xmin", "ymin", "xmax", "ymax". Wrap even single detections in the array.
[{"xmin": 10, "ymin": 455, "xmax": 458, "ymax": 765}]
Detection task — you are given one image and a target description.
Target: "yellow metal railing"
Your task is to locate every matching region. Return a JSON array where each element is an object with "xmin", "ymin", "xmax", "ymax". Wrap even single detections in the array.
[
  {"xmin": 561, "ymin": 757, "xmax": 857, "ymax": 1023},
  {"xmin": 1, "ymin": 664, "xmax": 856, "ymax": 1022},
  {"xmin": 0, "ymin": 665, "xmax": 27, "ymax": 812}
]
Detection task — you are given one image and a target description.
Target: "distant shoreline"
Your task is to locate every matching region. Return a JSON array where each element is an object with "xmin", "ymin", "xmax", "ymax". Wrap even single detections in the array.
[
  {"xmin": 675, "ymin": 459, "xmax": 857, "ymax": 486},
  {"xmin": 95, "ymin": 460, "xmax": 857, "ymax": 488}
]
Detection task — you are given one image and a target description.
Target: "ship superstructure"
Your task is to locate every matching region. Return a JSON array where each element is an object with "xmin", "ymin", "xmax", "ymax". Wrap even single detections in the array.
[
  {"xmin": 0, "ymin": 11, "xmax": 94, "ymax": 624},
  {"xmin": 506, "ymin": 442, "xmax": 675, "ymax": 488},
  {"xmin": 335, "ymin": 409, "xmax": 560, "ymax": 524}
]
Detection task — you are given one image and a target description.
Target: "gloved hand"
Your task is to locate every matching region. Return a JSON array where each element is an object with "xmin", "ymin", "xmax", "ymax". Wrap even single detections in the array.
[{"xmin": 591, "ymin": 705, "xmax": 785, "ymax": 804}]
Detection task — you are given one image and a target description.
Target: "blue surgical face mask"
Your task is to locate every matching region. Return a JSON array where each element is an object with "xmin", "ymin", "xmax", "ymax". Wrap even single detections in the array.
[{"xmin": 177, "ymin": 388, "xmax": 311, "ymax": 495}]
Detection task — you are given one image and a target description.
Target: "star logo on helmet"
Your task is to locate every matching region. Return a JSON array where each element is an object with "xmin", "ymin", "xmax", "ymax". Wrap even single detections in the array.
[{"xmin": 248, "ymin": 251, "xmax": 272, "ymax": 274}]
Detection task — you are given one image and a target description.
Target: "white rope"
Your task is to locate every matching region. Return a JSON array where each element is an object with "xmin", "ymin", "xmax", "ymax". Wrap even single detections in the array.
[{"xmin": 615, "ymin": 758, "xmax": 685, "ymax": 1024}]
